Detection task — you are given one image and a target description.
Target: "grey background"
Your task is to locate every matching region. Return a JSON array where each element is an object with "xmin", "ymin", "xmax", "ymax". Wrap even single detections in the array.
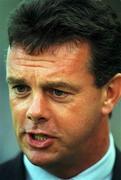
[{"xmin": 0, "ymin": 0, "xmax": 121, "ymax": 163}]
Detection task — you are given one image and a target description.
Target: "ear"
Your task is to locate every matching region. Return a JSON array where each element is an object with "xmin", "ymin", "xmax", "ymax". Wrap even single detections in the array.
[{"xmin": 101, "ymin": 74, "xmax": 121, "ymax": 115}]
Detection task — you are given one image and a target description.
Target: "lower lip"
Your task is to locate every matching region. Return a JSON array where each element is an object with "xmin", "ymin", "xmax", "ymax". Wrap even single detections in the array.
[{"xmin": 26, "ymin": 134, "xmax": 55, "ymax": 149}]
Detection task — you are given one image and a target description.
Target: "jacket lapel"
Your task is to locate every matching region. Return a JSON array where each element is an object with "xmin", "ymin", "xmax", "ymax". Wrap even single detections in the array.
[{"xmin": 112, "ymin": 148, "xmax": 121, "ymax": 179}]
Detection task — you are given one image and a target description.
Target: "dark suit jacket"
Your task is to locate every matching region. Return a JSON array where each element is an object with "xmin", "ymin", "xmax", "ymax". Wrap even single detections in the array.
[{"xmin": 0, "ymin": 148, "xmax": 121, "ymax": 180}]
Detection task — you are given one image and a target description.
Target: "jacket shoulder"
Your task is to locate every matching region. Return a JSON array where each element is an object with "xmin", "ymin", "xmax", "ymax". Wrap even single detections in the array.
[
  {"xmin": 0, "ymin": 153, "xmax": 26, "ymax": 180},
  {"xmin": 112, "ymin": 148, "xmax": 121, "ymax": 180}
]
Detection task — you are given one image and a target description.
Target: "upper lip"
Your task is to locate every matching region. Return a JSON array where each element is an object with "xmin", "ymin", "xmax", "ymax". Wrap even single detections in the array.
[{"xmin": 26, "ymin": 129, "xmax": 56, "ymax": 138}]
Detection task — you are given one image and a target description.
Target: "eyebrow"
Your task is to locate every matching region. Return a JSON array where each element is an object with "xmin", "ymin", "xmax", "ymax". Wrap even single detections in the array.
[
  {"xmin": 7, "ymin": 77, "xmax": 28, "ymax": 85},
  {"xmin": 7, "ymin": 77, "xmax": 80, "ymax": 92},
  {"xmin": 43, "ymin": 82, "xmax": 80, "ymax": 92}
]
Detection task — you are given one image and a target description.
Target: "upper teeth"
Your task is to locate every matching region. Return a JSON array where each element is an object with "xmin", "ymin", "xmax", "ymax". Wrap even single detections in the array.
[{"xmin": 34, "ymin": 134, "xmax": 48, "ymax": 140}]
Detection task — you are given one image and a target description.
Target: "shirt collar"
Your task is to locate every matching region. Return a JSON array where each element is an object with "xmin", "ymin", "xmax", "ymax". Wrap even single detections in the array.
[{"xmin": 24, "ymin": 133, "xmax": 115, "ymax": 180}]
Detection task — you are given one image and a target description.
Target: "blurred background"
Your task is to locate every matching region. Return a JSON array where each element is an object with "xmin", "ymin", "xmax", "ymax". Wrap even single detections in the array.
[{"xmin": 0, "ymin": 0, "xmax": 121, "ymax": 163}]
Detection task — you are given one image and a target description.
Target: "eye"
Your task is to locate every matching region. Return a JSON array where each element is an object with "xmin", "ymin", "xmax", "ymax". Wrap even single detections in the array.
[
  {"xmin": 12, "ymin": 84, "xmax": 30, "ymax": 96},
  {"xmin": 52, "ymin": 89, "xmax": 67, "ymax": 97},
  {"xmin": 47, "ymin": 88, "xmax": 70, "ymax": 102}
]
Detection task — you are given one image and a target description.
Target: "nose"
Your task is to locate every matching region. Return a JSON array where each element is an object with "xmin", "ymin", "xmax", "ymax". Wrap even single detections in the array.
[{"xmin": 26, "ymin": 93, "xmax": 50, "ymax": 123}]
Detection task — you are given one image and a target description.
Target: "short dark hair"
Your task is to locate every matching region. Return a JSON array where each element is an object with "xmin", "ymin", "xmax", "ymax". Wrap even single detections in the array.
[{"xmin": 8, "ymin": 0, "xmax": 121, "ymax": 87}]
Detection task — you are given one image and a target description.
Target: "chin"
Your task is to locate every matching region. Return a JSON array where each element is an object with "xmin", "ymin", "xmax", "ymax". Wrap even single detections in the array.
[{"xmin": 24, "ymin": 149, "xmax": 60, "ymax": 167}]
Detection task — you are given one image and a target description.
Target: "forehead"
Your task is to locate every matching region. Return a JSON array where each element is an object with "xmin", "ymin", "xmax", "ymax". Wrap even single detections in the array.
[{"xmin": 6, "ymin": 42, "xmax": 92, "ymax": 79}]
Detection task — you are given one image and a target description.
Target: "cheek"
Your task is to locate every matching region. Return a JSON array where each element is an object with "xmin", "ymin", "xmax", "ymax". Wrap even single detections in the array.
[
  {"xmin": 10, "ymin": 99, "xmax": 27, "ymax": 132},
  {"xmin": 52, "ymin": 94, "xmax": 102, "ymax": 140}
]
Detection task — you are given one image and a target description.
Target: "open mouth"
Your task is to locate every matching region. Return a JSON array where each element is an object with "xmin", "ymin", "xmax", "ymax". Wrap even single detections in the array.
[
  {"xmin": 26, "ymin": 131, "xmax": 55, "ymax": 148},
  {"xmin": 31, "ymin": 134, "xmax": 48, "ymax": 141}
]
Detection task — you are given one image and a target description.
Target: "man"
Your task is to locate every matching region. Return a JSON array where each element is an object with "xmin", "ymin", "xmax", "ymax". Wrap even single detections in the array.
[{"xmin": 0, "ymin": 0, "xmax": 121, "ymax": 179}]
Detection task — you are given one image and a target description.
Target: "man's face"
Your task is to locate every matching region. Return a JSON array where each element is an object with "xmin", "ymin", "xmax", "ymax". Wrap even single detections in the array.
[{"xmin": 6, "ymin": 43, "xmax": 107, "ymax": 171}]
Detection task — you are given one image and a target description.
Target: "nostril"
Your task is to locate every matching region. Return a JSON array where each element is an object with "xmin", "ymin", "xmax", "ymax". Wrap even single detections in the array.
[
  {"xmin": 27, "ymin": 115, "xmax": 32, "ymax": 120},
  {"xmin": 27, "ymin": 114, "xmax": 47, "ymax": 123},
  {"xmin": 38, "ymin": 117, "xmax": 47, "ymax": 123}
]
